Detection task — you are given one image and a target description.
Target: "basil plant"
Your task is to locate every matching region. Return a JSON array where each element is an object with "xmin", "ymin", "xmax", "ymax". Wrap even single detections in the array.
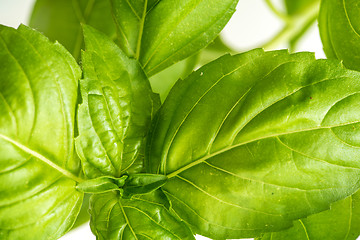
[{"xmin": 1, "ymin": 0, "xmax": 360, "ymax": 239}]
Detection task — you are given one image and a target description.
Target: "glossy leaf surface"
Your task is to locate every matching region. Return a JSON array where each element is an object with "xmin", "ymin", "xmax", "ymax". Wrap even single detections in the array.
[
  {"xmin": 319, "ymin": 0, "xmax": 360, "ymax": 71},
  {"xmin": 29, "ymin": 0, "xmax": 116, "ymax": 60},
  {"xmin": 76, "ymin": 25, "xmax": 159, "ymax": 179},
  {"xmin": 0, "ymin": 25, "xmax": 83, "ymax": 239},
  {"xmin": 260, "ymin": 190, "xmax": 360, "ymax": 240},
  {"xmin": 111, "ymin": 0, "xmax": 239, "ymax": 76},
  {"xmin": 122, "ymin": 173, "xmax": 168, "ymax": 198},
  {"xmin": 148, "ymin": 49, "xmax": 360, "ymax": 238},
  {"xmin": 89, "ymin": 190, "xmax": 195, "ymax": 240}
]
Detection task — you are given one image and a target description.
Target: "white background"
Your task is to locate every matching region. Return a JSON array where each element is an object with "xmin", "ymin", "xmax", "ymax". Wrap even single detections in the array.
[{"xmin": 0, "ymin": 0, "xmax": 325, "ymax": 239}]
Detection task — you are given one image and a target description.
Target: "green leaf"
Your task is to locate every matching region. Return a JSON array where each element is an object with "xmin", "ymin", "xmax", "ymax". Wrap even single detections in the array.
[
  {"xmin": 76, "ymin": 175, "xmax": 128, "ymax": 194},
  {"xmin": 147, "ymin": 49, "xmax": 360, "ymax": 239},
  {"xmin": 319, "ymin": 0, "xmax": 360, "ymax": 71},
  {"xmin": 0, "ymin": 25, "xmax": 83, "ymax": 239},
  {"xmin": 111, "ymin": 0, "xmax": 239, "ymax": 76},
  {"xmin": 260, "ymin": 190, "xmax": 360, "ymax": 240},
  {"xmin": 89, "ymin": 190, "xmax": 195, "ymax": 240},
  {"xmin": 29, "ymin": 0, "xmax": 116, "ymax": 60},
  {"xmin": 76, "ymin": 25, "xmax": 160, "ymax": 179},
  {"xmin": 122, "ymin": 173, "xmax": 168, "ymax": 198}
]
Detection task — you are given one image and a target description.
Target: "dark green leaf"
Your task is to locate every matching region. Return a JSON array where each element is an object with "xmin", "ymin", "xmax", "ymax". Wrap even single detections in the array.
[
  {"xmin": 76, "ymin": 25, "xmax": 160, "ymax": 179},
  {"xmin": 319, "ymin": 0, "xmax": 360, "ymax": 71},
  {"xmin": 147, "ymin": 49, "xmax": 360, "ymax": 239},
  {"xmin": 0, "ymin": 25, "xmax": 83, "ymax": 239},
  {"xmin": 260, "ymin": 190, "xmax": 360, "ymax": 240},
  {"xmin": 89, "ymin": 190, "xmax": 195, "ymax": 240},
  {"xmin": 122, "ymin": 173, "xmax": 168, "ymax": 198},
  {"xmin": 111, "ymin": 0, "xmax": 239, "ymax": 76},
  {"xmin": 29, "ymin": 0, "xmax": 116, "ymax": 60}
]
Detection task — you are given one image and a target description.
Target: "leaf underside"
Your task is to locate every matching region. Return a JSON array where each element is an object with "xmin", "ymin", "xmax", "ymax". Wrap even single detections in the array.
[
  {"xmin": 0, "ymin": 25, "xmax": 83, "ymax": 240},
  {"xmin": 148, "ymin": 49, "xmax": 360, "ymax": 239}
]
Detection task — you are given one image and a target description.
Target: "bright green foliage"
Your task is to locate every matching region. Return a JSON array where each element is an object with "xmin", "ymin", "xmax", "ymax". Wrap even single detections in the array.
[
  {"xmin": 112, "ymin": 0, "xmax": 239, "ymax": 76},
  {"xmin": 29, "ymin": 0, "xmax": 116, "ymax": 60},
  {"xmin": 76, "ymin": 175, "xmax": 128, "ymax": 194},
  {"xmin": 122, "ymin": 173, "xmax": 168, "ymax": 198},
  {"xmin": 259, "ymin": 190, "xmax": 360, "ymax": 240},
  {"xmin": 148, "ymin": 49, "xmax": 360, "ymax": 239},
  {"xmin": 89, "ymin": 190, "xmax": 195, "ymax": 240},
  {"xmin": 76, "ymin": 25, "xmax": 159, "ymax": 179},
  {"xmin": 0, "ymin": 25, "xmax": 83, "ymax": 239},
  {"xmin": 319, "ymin": 0, "xmax": 360, "ymax": 72}
]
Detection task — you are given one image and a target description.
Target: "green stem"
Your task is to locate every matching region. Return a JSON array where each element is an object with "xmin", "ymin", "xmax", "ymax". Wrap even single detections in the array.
[{"xmin": 262, "ymin": 0, "xmax": 320, "ymax": 50}]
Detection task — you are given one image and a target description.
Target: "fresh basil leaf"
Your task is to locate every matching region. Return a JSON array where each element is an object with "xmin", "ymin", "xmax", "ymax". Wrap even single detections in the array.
[
  {"xmin": 111, "ymin": 0, "xmax": 239, "ymax": 76},
  {"xmin": 76, "ymin": 25, "xmax": 160, "ymax": 179},
  {"xmin": 147, "ymin": 49, "xmax": 360, "ymax": 239},
  {"xmin": 29, "ymin": 0, "xmax": 116, "ymax": 60},
  {"xmin": 259, "ymin": 190, "xmax": 360, "ymax": 240},
  {"xmin": 89, "ymin": 190, "xmax": 195, "ymax": 240},
  {"xmin": 109, "ymin": 0, "xmax": 159, "ymax": 58},
  {"xmin": 0, "ymin": 25, "xmax": 83, "ymax": 239},
  {"xmin": 122, "ymin": 173, "xmax": 168, "ymax": 198},
  {"xmin": 318, "ymin": 0, "xmax": 360, "ymax": 71},
  {"xmin": 76, "ymin": 175, "xmax": 128, "ymax": 194}
]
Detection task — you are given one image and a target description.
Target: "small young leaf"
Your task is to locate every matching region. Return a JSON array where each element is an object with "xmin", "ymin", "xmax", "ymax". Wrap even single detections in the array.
[
  {"xmin": 0, "ymin": 25, "xmax": 83, "ymax": 239},
  {"xmin": 76, "ymin": 175, "xmax": 128, "ymax": 194},
  {"xmin": 259, "ymin": 190, "xmax": 360, "ymax": 240},
  {"xmin": 76, "ymin": 25, "xmax": 160, "ymax": 179},
  {"xmin": 110, "ymin": 0, "xmax": 239, "ymax": 76},
  {"xmin": 319, "ymin": 0, "xmax": 360, "ymax": 71},
  {"xmin": 29, "ymin": 0, "xmax": 116, "ymax": 60},
  {"xmin": 147, "ymin": 49, "xmax": 360, "ymax": 239},
  {"xmin": 122, "ymin": 173, "xmax": 168, "ymax": 198},
  {"xmin": 89, "ymin": 190, "xmax": 195, "ymax": 240}
]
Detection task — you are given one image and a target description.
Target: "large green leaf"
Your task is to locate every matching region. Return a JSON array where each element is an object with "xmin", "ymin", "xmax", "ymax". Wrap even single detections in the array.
[
  {"xmin": 111, "ymin": 0, "xmax": 239, "ymax": 76},
  {"xmin": 319, "ymin": 0, "xmax": 360, "ymax": 72},
  {"xmin": 147, "ymin": 49, "xmax": 360, "ymax": 239},
  {"xmin": 259, "ymin": 190, "xmax": 360, "ymax": 240},
  {"xmin": 76, "ymin": 25, "xmax": 160, "ymax": 179},
  {"xmin": 0, "ymin": 25, "xmax": 83, "ymax": 239},
  {"xmin": 89, "ymin": 190, "xmax": 195, "ymax": 240},
  {"xmin": 29, "ymin": 0, "xmax": 116, "ymax": 60}
]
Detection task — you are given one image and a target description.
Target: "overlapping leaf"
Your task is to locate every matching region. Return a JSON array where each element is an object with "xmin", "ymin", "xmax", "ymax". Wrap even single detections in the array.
[
  {"xmin": 0, "ymin": 25, "xmax": 83, "ymax": 239},
  {"xmin": 319, "ymin": 0, "xmax": 360, "ymax": 71},
  {"xmin": 89, "ymin": 190, "xmax": 195, "ymax": 240},
  {"xmin": 30, "ymin": 0, "xmax": 116, "ymax": 60},
  {"xmin": 76, "ymin": 25, "xmax": 159, "ymax": 178},
  {"xmin": 147, "ymin": 49, "xmax": 360, "ymax": 239},
  {"xmin": 259, "ymin": 190, "xmax": 360, "ymax": 240},
  {"xmin": 111, "ymin": 0, "xmax": 239, "ymax": 76}
]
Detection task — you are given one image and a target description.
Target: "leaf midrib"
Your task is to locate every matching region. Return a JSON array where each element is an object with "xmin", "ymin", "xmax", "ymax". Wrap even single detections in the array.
[
  {"xmin": 166, "ymin": 120, "xmax": 360, "ymax": 179},
  {"xmin": 0, "ymin": 133, "xmax": 83, "ymax": 183}
]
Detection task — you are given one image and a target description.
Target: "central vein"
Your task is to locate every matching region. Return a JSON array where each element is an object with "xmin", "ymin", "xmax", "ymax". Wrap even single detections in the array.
[{"xmin": 0, "ymin": 133, "xmax": 83, "ymax": 183}]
